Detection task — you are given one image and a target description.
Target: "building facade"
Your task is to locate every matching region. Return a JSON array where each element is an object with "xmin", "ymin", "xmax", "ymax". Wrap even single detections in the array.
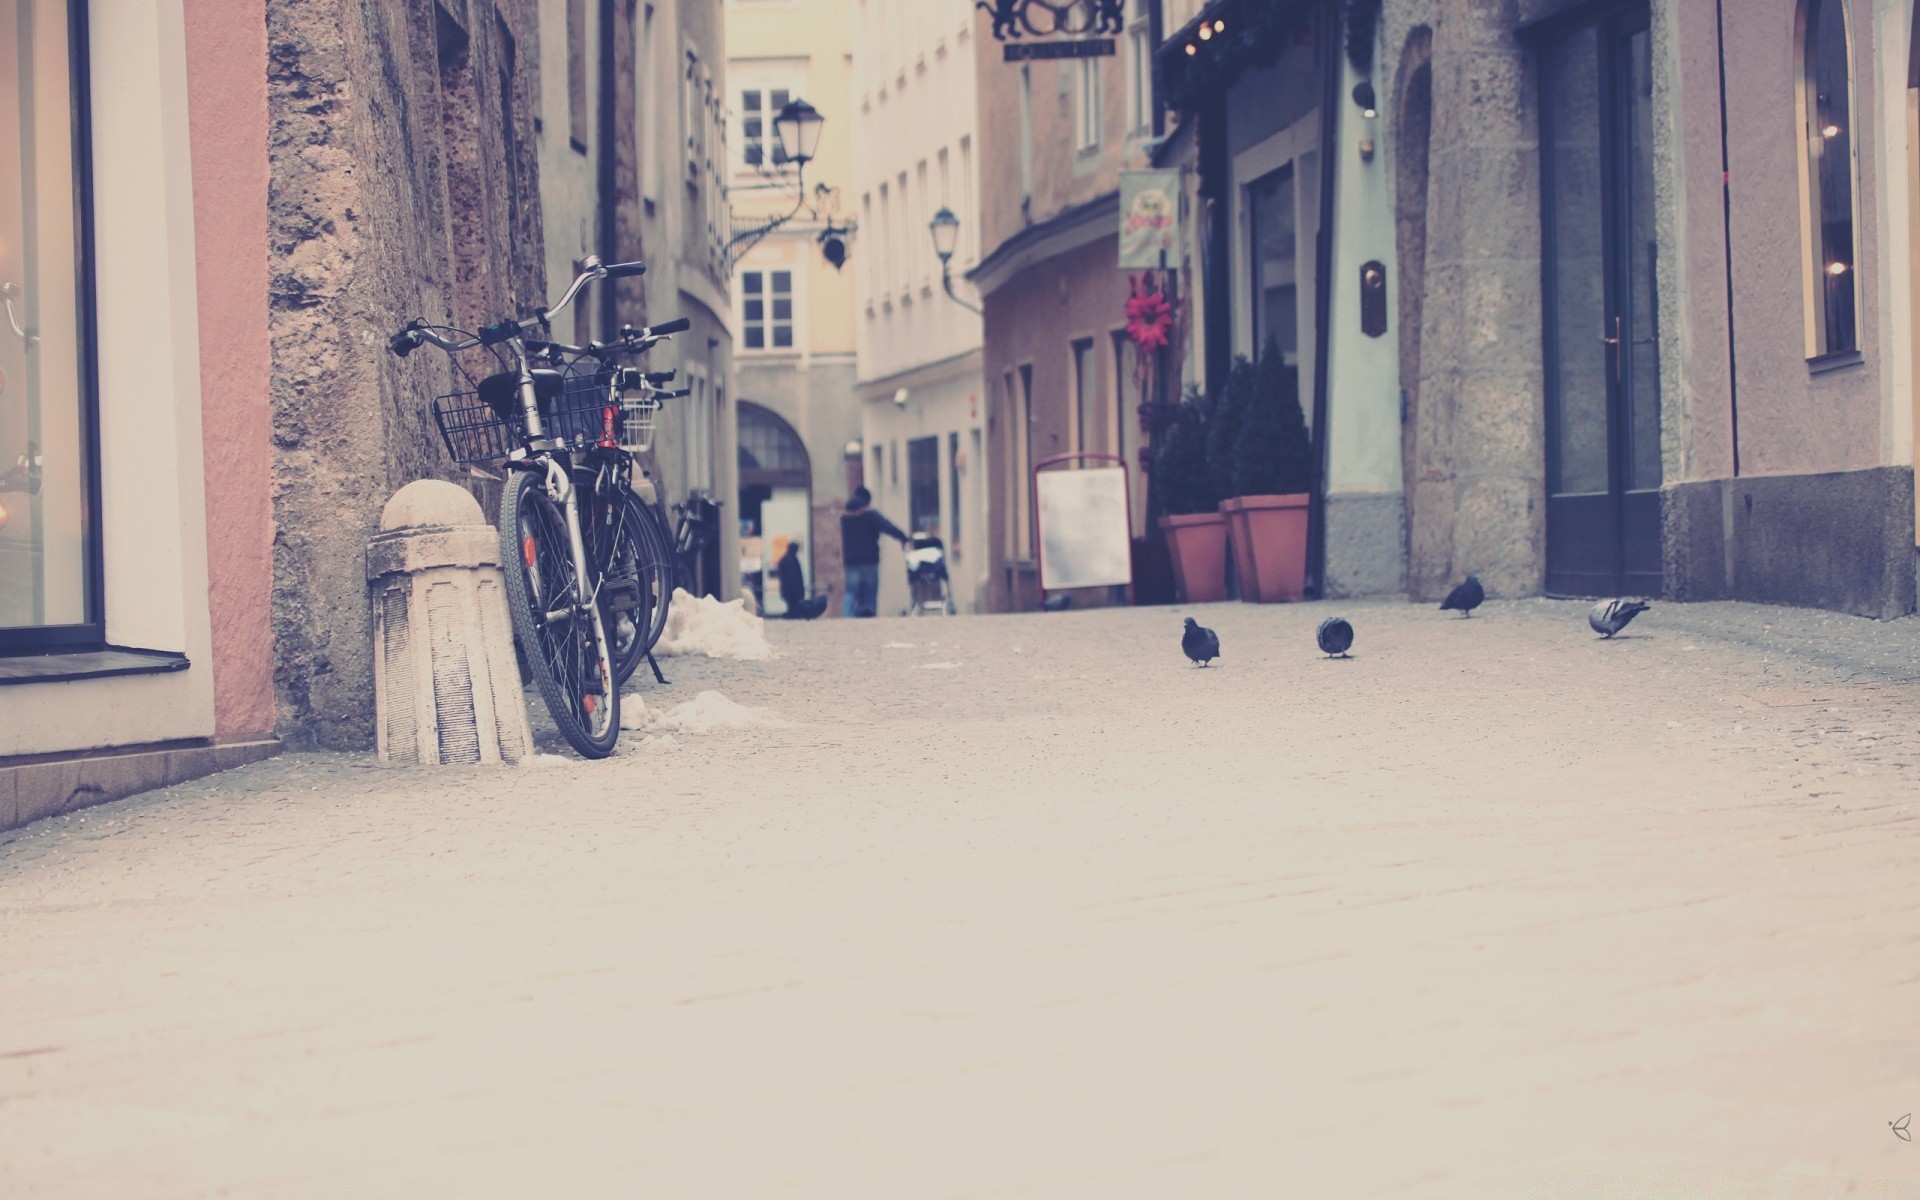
[
  {"xmin": 972, "ymin": 0, "xmax": 1163, "ymax": 612},
  {"xmin": 852, "ymin": 0, "xmax": 990, "ymax": 615},
  {"xmin": 2, "ymin": 0, "xmax": 279, "ymax": 829},
  {"xmin": 726, "ymin": 0, "xmax": 859, "ymax": 615},
  {"xmin": 1366, "ymin": 0, "xmax": 1916, "ymax": 615},
  {"xmin": 5, "ymin": 0, "xmax": 738, "ymax": 831}
]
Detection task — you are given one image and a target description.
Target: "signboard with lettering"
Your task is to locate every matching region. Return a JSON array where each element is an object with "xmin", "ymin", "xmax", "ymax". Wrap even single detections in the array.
[
  {"xmin": 1118, "ymin": 170, "xmax": 1181, "ymax": 269},
  {"xmin": 980, "ymin": 0, "xmax": 1125, "ymax": 62}
]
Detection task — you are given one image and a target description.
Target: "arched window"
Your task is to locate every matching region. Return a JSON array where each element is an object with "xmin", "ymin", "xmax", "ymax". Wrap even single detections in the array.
[{"xmin": 1799, "ymin": 0, "xmax": 1859, "ymax": 358}]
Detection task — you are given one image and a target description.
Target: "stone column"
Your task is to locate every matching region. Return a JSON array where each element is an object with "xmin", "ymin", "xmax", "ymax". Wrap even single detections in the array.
[{"xmin": 1406, "ymin": 0, "xmax": 1547, "ymax": 600}]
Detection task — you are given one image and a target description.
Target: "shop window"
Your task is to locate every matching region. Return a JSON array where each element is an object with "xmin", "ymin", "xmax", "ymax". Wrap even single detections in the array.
[
  {"xmin": 1799, "ymin": 0, "xmax": 1859, "ymax": 358},
  {"xmin": 2, "ymin": 0, "xmax": 100, "ymax": 650}
]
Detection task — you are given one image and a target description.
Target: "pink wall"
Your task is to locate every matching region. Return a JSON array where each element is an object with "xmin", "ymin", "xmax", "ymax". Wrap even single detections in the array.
[{"xmin": 185, "ymin": 0, "xmax": 275, "ymax": 739}]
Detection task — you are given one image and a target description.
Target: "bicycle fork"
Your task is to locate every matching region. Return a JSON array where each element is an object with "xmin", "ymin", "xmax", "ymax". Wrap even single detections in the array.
[{"xmin": 546, "ymin": 457, "xmax": 615, "ymax": 701}]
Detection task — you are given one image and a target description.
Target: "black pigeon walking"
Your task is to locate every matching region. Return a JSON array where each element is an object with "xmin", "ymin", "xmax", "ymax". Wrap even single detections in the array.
[
  {"xmin": 1181, "ymin": 617, "xmax": 1220, "ymax": 667},
  {"xmin": 1439, "ymin": 573, "xmax": 1484, "ymax": 617},
  {"xmin": 1316, "ymin": 616, "xmax": 1354, "ymax": 658},
  {"xmin": 1588, "ymin": 598, "xmax": 1650, "ymax": 638}
]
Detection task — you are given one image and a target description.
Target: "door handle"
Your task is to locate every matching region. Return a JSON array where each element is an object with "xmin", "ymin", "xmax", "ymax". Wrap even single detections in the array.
[{"xmin": 1600, "ymin": 316, "xmax": 1621, "ymax": 381}]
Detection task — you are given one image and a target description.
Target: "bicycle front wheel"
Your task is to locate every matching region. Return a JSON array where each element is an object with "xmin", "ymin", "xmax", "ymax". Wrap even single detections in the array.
[{"xmin": 500, "ymin": 470, "xmax": 621, "ymax": 759}]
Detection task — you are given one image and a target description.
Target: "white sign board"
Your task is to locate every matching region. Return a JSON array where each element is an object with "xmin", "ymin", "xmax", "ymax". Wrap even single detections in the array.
[{"xmin": 1036, "ymin": 466, "xmax": 1132, "ymax": 591}]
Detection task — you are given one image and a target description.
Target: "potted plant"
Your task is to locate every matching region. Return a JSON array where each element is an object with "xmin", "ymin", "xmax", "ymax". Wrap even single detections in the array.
[
  {"xmin": 1152, "ymin": 388, "xmax": 1229, "ymax": 603},
  {"xmin": 1222, "ymin": 342, "xmax": 1313, "ymax": 602}
]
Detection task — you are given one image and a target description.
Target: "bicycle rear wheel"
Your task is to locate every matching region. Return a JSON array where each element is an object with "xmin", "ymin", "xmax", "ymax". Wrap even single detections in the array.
[
  {"xmin": 600, "ymin": 487, "xmax": 673, "ymax": 685},
  {"xmin": 500, "ymin": 470, "xmax": 620, "ymax": 759}
]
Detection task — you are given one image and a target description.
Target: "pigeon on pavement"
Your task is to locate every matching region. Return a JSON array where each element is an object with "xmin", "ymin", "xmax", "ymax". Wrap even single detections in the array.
[
  {"xmin": 1042, "ymin": 594, "xmax": 1074, "ymax": 612},
  {"xmin": 1182, "ymin": 617, "xmax": 1220, "ymax": 667},
  {"xmin": 1440, "ymin": 574, "xmax": 1484, "ymax": 617},
  {"xmin": 1316, "ymin": 616, "xmax": 1354, "ymax": 657},
  {"xmin": 1589, "ymin": 598, "xmax": 1650, "ymax": 638}
]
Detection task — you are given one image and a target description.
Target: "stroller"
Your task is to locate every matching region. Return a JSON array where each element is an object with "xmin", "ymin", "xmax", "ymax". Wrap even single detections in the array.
[{"xmin": 904, "ymin": 532, "xmax": 955, "ymax": 616}]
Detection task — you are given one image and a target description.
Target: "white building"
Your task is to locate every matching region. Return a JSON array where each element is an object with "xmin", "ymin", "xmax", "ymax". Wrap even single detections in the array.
[{"xmin": 851, "ymin": 0, "xmax": 989, "ymax": 615}]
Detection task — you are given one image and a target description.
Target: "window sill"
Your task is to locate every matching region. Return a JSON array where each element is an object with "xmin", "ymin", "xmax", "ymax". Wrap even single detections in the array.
[
  {"xmin": 0, "ymin": 646, "xmax": 190, "ymax": 687},
  {"xmin": 1808, "ymin": 349, "xmax": 1865, "ymax": 376}
]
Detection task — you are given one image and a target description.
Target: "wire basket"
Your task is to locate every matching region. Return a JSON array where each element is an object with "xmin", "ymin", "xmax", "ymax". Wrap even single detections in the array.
[
  {"xmin": 620, "ymin": 395, "xmax": 663, "ymax": 453},
  {"xmin": 543, "ymin": 373, "xmax": 623, "ymax": 448},
  {"xmin": 432, "ymin": 391, "xmax": 520, "ymax": 465}
]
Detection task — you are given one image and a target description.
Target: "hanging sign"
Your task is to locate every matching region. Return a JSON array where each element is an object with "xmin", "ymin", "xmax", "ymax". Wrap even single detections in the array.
[
  {"xmin": 980, "ymin": 0, "xmax": 1124, "ymax": 62},
  {"xmin": 1118, "ymin": 170, "xmax": 1181, "ymax": 269}
]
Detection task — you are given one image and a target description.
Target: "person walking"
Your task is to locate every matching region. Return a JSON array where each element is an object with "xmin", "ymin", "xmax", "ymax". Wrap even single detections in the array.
[
  {"xmin": 776, "ymin": 540, "xmax": 808, "ymax": 619},
  {"xmin": 839, "ymin": 486, "xmax": 908, "ymax": 618}
]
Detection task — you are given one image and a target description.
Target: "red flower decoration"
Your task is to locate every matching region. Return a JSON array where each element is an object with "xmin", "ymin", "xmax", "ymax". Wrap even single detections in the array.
[{"xmin": 1125, "ymin": 274, "xmax": 1173, "ymax": 354}]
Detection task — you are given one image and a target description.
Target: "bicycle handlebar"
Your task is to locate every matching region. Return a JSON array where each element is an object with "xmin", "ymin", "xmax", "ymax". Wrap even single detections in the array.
[{"xmin": 389, "ymin": 255, "xmax": 657, "ymax": 358}]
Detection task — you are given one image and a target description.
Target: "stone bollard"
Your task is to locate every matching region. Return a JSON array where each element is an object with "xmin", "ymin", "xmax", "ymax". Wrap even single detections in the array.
[{"xmin": 366, "ymin": 480, "xmax": 532, "ymax": 765}]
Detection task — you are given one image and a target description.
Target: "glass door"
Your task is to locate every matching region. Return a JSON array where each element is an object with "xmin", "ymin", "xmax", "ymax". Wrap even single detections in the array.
[{"xmin": 1540, "ymin": 3, "xmax": 1662, "ymax": 597}]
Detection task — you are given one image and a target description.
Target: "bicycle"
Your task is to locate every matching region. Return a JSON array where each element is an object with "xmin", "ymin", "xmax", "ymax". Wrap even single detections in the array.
[{"xmin": 388, "ymin": 255, "xmax": 686, "ymax": 759}]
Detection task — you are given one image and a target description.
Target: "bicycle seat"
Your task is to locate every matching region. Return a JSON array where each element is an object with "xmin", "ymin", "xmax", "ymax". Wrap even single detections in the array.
[{"xmin": 478, "ymin": 369, "xmax": 565, "ymax": 422}]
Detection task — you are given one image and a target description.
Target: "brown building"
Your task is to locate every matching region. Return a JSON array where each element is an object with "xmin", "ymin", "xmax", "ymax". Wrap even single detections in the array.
[{"xmin": 971, "ymin": 3, "xmax": 1163, "ymax": 611}]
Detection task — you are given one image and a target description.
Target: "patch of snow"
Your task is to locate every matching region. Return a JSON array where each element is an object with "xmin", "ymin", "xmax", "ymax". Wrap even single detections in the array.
[
  {"xmin": 655, "ymin": 589, "xmax": 774, "ymax": 661},
  {"xmin": 621, "ymin": 689, "xmax": 789, "ymax": 735},
  {"xmin": 520, "ymin": 753, "xmax": 572, "ymax": 768},
  {"xmin": 882, "ymin": 642, "xmax": 917, "ymax": 650}
]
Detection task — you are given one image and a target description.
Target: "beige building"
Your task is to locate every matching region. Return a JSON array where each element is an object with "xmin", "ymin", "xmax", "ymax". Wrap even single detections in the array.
[{"xmin": 726, "ymin": 0, "xmax": 861, "ymax": 614}]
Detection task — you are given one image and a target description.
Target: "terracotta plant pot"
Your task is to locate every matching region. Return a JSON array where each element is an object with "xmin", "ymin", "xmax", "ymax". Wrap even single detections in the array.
[
  {"xmin": 1225, "ymin": 493, "xmax": 1309, "ymax": 602},
  {"xmin": 1218, "ymin": 498, "xmax": 1254, "ymax": 600},
  {"xmin": 1156, "ymin": 512, "xmax": 1229, "ymax": 604}
]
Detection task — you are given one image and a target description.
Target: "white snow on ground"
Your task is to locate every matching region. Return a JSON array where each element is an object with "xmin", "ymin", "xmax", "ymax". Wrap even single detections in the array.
[
  {"xmin": 518, "ymin": 753, "xmax": 573, "ymax": 768},
  {"xmin": 620, "ymin": 689, "xmax": 788, "ymax": 735},
  {"xmin": 654, "ymin": 589, "xmax": 774, "ymax": 661},
  {"xmin": 882, "ymin": 642, "xmax": 917, "ymax": 650}
]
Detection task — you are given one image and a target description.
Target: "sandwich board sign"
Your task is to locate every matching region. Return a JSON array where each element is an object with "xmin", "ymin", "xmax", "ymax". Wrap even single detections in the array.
[{"xmin": 1033, "ymin": 453, "xmax": 1133, "ymax": 596}]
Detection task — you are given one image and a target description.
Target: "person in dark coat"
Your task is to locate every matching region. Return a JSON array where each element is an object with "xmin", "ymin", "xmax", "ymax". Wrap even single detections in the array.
[
  {"xmin": 776, "ymin": 541, "xmax": 808, "ymax": 618},
  {"xmin": 839, "ymin": 486, "xmax": 908, "ymax": 618}
]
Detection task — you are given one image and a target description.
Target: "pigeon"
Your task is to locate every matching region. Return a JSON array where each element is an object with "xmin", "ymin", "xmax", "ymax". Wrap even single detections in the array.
[
  {"xmin": 1042, "ymin": 594, "xmax": 1075, "ymax": 612},
  {"xmin": 1439, "ymin": 574, "xmax": 1484, "ymax": 617},
  {"xmin": 1316, "ymin": 616, "xmax": 1354, "ymax": 657},
  {"xmin": 1589, "ymin": 598, "xmax": 1650, "ymax": 638},
  {"xmin": 791, "ymin": 594, "xmax": 830, "ymax": 620},
  {"xmin": 1181, "ymin": 617, "xmax": 1220, "ymax": 667}
]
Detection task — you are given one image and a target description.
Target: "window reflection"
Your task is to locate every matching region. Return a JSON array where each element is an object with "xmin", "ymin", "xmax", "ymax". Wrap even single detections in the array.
[
  {"xmin": 1801, "ymin": 0, "xmax": 1857, "ymax": 356},
  {"xmin": 2, "ymin": 0, "xmax": 95, "ymax": 637}
]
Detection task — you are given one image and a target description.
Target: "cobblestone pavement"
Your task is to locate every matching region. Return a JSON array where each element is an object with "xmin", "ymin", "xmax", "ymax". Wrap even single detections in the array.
[{"xmin": 5, "ymin": 598, "xmax": 1920, "ymax": 1198}]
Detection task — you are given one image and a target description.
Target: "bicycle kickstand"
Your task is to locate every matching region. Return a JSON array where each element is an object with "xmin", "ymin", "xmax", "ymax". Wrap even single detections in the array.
[{"xmin": 646, "ymin": 650, "xmax": 669, "ymax": 686}]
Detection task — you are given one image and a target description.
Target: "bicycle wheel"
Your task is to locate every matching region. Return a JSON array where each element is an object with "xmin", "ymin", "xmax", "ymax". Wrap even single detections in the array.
[
  {"xmin": 599, "ymin": 488, "xmax": 673, "ymax": 684},
  {"xmin": 500, "ymin": 470, "xmax": 621, "ymax": 758}
]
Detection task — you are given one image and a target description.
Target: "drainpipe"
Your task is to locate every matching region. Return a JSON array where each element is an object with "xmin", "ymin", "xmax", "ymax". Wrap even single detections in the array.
[
  {"xmin": 1714, "ymin": 0, "xmax": 1740, "ymax": 476},
  {"xmin": 1305, "ymin": 0, "xmax": 1341, "ymax": 598},
  {"xmin": 1200, "ymin": 90, "xmax": 1232, "ymax": 393}
]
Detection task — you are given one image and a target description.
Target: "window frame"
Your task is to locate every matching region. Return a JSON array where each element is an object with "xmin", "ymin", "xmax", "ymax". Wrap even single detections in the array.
[
  {"xmin": 1794, "ymin": 0, "xmax": 1864, "ymax": 363},
  {"xmin": 738, "ymin": 267, "xmax": 795, "ymax": 352},
  {"xmin": 1, "ymin": 0, "xmax": 106, "ymax": 655},
  {"xmin": 1074, "ymin": 58, "xmax": 1103, "ymax": 154}
]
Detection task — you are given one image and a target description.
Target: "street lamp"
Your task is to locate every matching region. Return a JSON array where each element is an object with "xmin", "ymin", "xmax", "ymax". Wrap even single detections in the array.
[
  {"xmin": 773, "ymin": 98, "xmax": 825, "ymax": 167},
  {"xmin": 927, "ymin": 206, "xmax": 981, "ymax": 315}
]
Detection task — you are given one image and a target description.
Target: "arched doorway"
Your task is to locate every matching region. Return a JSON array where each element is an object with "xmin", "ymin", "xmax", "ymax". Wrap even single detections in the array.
[{"xmin": 737, "ymin": 401, "xmax": 812, "ymax": 615}]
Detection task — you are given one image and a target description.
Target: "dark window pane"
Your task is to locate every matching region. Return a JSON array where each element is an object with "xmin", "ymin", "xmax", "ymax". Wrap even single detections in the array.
[
  {"xmin": 742, "ymin": 272, "xmax": 763, "ymax": 294},
  {"xmin": 743, "ymin": 90, "xmax": 761, "ymax": 112},
  {"xmin": 771, "ymin": 271, "xmax": 792, "ymax": 292},
  {"xmin": 773, "ymin": 326, "xmax": 793, "ymax": 348},
  {"xmin": 743, "ymin": 299, "xmax": 764, "ymax": 322},
  {"xmin": 1805, "ymin": 0, "xmax": 1857, "ymax": 353},
  {"xmin": 745, "ymin": 326, "xmax": 765, "ymax": 349},
  {"xmin": 745, "ymin": 144, "xmax": 761, "ymax": 166},
  {"xmin": 772, "ymin": 298, "xmax": 792, "ymax": 321},
  {"xmin": 772, "ymin": 89, "xmax": 790, "ymax": 110}
]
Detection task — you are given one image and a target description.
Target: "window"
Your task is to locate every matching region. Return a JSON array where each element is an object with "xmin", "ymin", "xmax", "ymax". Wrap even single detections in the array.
[
  {"xmin": 1010, "ymin": 366, "xmax": 1034, "ymax": 557},
  {"xmin": 948, "ymin": 431, "xmax": 963, "ymax": 553},
  {"xmin": 1072, "ymin": 339, "xmax": 1096, "ymax": 452},
  {"xmin": 1126, "ymin": 17, "xmax": 1152, "ymax": 133},
  {"xmin": 1074, "ymin": 59, "xmax": 1102, "ymax": 153},
  {"xmin": 1799, "ymin": 0, "xmax": 1859, "ymax": 357},
  {"xmin": 915, "ymin": 160, "xmax": 930, "ymax": 286},
  {"xmin": 908, "ymin": 436, "xmax": 940, "ymax": 535},
  {"xmin": 896, "ymin": 171, "xmax": 910, "ymax": 295},
  {"xmin": 739, "ymin": 87, "xmax": 791, "ymax": 169},
  {"xmin": 959, "ymin": 136, "xmax": 974, "ymax": 261},
  {"xmin": 1111, "ymin": 330, "xmax": 1132, "ymax": 459},
  {"xmin": 1018, "ymin": 66, "xmax": 1034, "ymax": 205},
  {"xmin": 683, "ymin": 49, "xmax": 701, "ymax": 179},
  {"xmin": 877, "ymin": 183, "xmax": 892, "ymax": 297},
  {"xmin": 1249, "ymin": 163, "xmax": 1299, "ymax": 363},
  {"xmin": 740, "ymin": 270, "xmax": 793, "ymax": 350},
  {"xmin": 2, "ymin": 0, "xmax": 98, "ymax": 647},
  {"xmin": 566, "ymin": 0, "xmax": 588, "ymax": 151}
]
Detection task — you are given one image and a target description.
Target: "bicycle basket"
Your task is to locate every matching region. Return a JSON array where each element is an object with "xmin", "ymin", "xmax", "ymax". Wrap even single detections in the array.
[
  {"xmin": 432, "ymin": 391, "xmax": 521, "ymax": 465},
  {"xmin": 543, "ymin": 372, "xmax": 623, "ymax": 449},
  {"xmin": 620, "ymin": 394, "xmax": 663, "ymax": 453}
]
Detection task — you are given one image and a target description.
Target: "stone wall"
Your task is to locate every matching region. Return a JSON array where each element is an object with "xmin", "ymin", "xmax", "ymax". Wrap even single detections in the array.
[{"xmin": 267, "ymin": 0, "xmax": 545, "ymax": 748}]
